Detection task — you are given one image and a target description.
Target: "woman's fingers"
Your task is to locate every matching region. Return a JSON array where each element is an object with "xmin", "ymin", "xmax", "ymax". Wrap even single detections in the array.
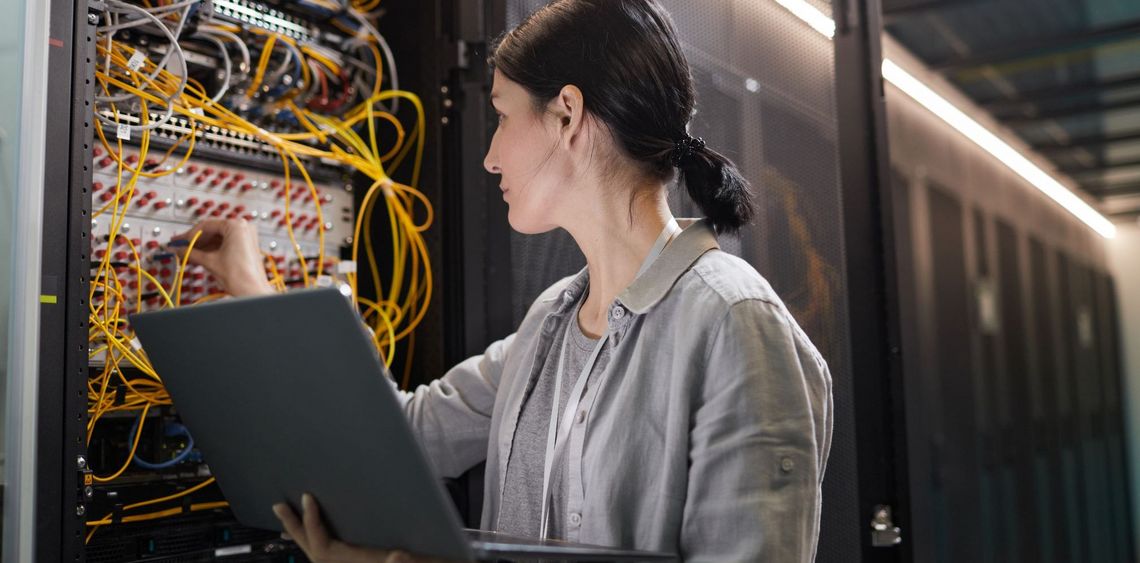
[
  {"xmin": 169, "ymin": 221, "xmax": 224, "ymax": 268},
  {"xmin": 278, "ymin": 494, "xmax": 433, "ymax": 563},
  {"xmin": 167, "ymin": 219, "xmax": 273, "ymax": 296},
  {"xmin": 272, "ymin": 503, "xmax": 310, "ymax": 554},
  {"xmin": 301, "ymin": 493, "xmax": 333, "ymax": 555},
  {"xmin": 170, "ymin": 220, "xmax": 226, "ymax": 250}
]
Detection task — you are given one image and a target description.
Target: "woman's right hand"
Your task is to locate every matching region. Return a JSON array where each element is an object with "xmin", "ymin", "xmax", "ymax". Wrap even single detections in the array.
[
  {"xmin": 274, "ymin": 494, "xmax": 452, "ymax": 563},
  {"xmin": 170, "ymin": 219, "xmax": 276, "ymax": 298}
]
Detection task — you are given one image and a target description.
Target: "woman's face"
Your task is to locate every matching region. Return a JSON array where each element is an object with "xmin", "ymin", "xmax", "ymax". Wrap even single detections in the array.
[{"xmin": 483, "ymin": 70, "xmax": 570, "ymax": 234}]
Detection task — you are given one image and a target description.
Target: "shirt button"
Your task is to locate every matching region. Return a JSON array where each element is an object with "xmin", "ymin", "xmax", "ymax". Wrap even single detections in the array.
[
  {"xmin": 611, "ymin": 306, "xmax": 626, "ymax": 320},
  {"xmin": 781, "ymin": 457, "xmax": 795, "ymax": 473},
  {"xmin": 576, "ymin": 410, "xmax": 586, "ymax": 424},
  {"xmin": 569, "ymin": 513, "xmax": 582, "ymax": 525}
]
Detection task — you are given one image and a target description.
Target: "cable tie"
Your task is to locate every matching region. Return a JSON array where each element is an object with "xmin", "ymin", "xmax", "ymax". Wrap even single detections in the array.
[{"xmin": 337, "ymin": 261, "xmax": 356, "ymax": 274}]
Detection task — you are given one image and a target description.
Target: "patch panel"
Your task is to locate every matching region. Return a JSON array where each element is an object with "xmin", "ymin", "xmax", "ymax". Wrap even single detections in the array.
[
  {"xmin": 212, "ymin": 0, "xmax": 317, "ymax": 42},
  {"xmin": 98, "ymin": 111, "xmax": 322, "ymax": 168},
  {"xmin": 90, "ymin": 146, "xmax": 354, "ymax": 313}
]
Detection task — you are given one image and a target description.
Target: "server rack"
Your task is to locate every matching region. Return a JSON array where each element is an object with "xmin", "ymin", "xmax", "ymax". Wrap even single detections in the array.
[{"xmin": 888, "ymin": 171, "xmax": 1134, "ymax": 563}]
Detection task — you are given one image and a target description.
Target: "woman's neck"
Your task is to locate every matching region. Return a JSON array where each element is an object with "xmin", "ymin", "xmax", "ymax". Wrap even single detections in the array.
[{"xmin": 562, "ymin": 186, "xmax": 674, "ymax": 338}]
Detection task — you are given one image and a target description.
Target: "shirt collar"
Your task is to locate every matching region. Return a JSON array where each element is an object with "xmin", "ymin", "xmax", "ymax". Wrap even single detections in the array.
[
  {"xmin": 619, "ymin": 218, "xmax": 719, "ymax": 313},
  {"xmin": 544, "ymin": 218, "xmax": 720, "ymax": 316}
]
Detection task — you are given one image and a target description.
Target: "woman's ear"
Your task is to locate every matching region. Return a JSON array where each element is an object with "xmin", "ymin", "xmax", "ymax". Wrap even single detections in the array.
[{"xmin": 552, "ymin": 85, "xmax": 586, "ymax": 151}]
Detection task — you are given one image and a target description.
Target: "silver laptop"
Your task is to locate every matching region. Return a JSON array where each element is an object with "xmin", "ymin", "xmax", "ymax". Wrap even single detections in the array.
[{"xmin": 130, "ymin": 288, "xmax": 674, "ymax": 561}]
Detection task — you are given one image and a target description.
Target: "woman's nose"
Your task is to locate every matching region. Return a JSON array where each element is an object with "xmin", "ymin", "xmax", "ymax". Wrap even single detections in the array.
[
  {"xmin": 484, "ymin": 156, "xmax": 500, "ymax": 175},
  {"xmin": 484, "ymin": 136, "xmax": 501, "ymax": 174}
]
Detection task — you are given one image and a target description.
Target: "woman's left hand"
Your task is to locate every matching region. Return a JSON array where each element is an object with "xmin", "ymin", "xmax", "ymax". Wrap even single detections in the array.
[{"xmin": 273, "ymin": 493, "xmax": 443, "ymax": 563}]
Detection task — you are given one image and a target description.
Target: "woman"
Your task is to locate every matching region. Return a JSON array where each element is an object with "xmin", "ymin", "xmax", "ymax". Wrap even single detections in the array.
[{"xmin": 177, "ymin": 1, "xmax": 832, "ymax": 560}]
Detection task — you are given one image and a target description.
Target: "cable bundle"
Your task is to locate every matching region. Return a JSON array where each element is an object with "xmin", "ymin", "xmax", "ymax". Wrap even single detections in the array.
[{"xmin": 86, "ymin": 0, "xmax": 429, "ymax": 542}]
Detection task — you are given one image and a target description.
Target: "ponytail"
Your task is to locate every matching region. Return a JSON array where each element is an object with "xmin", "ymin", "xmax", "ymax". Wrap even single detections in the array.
[{"xmin": 673, "ymin": 137, "xmax": 754, "ymax": 233}]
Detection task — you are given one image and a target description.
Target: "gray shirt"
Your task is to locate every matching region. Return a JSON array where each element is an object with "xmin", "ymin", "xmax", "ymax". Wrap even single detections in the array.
[
  {"xmin": 498, "ymin": 294, "xmax": 611, "ymax": 539},
  {"xmin": 394, "ymin": 219, "xmax": 833, "ymax": 562}
]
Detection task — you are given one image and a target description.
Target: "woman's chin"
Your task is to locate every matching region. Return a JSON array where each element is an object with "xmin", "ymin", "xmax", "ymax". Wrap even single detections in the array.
[{"xmin": 506, "ymin": 210, "xmax": 556, "ymax": 235}]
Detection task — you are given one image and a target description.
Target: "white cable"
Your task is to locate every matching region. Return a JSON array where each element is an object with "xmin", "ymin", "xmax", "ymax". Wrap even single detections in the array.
[
  {"xmin": 141, "ymin": 0, "xmax": 201, "ymax": 15},
  {"xmin": 96, "ymin": 0, "xmax": 189, "ymax": 105},
  {"xmin": 200, "ymin": 26, "xmax": 250, "ymax": 75},
  {"xmin": 303, "ymin": 58, "xmax": 325, "ymax": 101},
  {"xmin": 346, "ymin": 7, "xmax": 399, "ymax": 112},
  {"xmin": 95, "ymin": 0, "xmax": 199, "ymax": 33},
  {"xmin": 102, "ymin": 11, "xmax": 115, "ymax": 81},
  {"xmin": 99, "ymin": 0, "xmax": 191, "ymax": 94},
  {"xmin": 344, "ymin": 44, "xmax": 379, "ymax": 104},
  {"xmin": 94, "ymin": 0, "xmax": 188, "ymax": 132},
  {"xmin": 264, "ymin": 47, "xmax": 295, "ymax": 91},
  {"xmin": 192, "ymin": 32, "xmax": 232, "ymax": 104},
  {"xmin": 302, "ymin": 42, "xmax": 344, "ymax": 67},
  {"xmin": 269, "ymin": 39, "xmax": 307, "ymax": 95}
]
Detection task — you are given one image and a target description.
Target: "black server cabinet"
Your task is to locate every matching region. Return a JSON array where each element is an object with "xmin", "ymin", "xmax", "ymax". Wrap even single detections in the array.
[
  {"xmin": 926, "ymin": 186, "xmax": 982, "ymax": 563},
  {"xmin": 1028, "ymin": 236, "xmax": 1071, "ymax": 563},
  {"xmin": 888, "ymin": 170, "xmax": 1133, "ymax": 563},
  {"xmin": 39, "ymin": 0, "xmax": 97, "ymax": 560}
]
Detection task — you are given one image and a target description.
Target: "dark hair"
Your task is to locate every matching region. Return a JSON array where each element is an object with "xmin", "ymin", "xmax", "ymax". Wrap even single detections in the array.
[{"xmin": 489, "ymin": 0, "xmax": 754, "ymax": 233}]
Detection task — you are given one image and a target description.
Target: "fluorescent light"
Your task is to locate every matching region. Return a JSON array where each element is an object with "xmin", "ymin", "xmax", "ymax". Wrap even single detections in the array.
[
  {"xmin": 773, "ymin": 0, "xmax": 836, "ymax": 38},
  {"xmin": 770, "ymin": 0, "xmax": 1117, "ymax": 239},
  {"xmin": 881, "ymin": 60, "xmax": 1116, "ymax": 238}
]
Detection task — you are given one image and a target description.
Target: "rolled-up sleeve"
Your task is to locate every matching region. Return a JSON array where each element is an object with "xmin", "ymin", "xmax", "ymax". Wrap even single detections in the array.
[
  {"xmin": 389, "ymin": 334, "xmax": 515, "ymax": 478},
  {"xmin": 681, "ymin": 299, "xmax": 833, "ymax": 562}
]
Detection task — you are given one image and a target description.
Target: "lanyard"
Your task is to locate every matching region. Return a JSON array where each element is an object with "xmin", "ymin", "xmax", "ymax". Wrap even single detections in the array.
[{"xmin": 537, "ymin": 217, "xmax": 681, "ymax": 538}]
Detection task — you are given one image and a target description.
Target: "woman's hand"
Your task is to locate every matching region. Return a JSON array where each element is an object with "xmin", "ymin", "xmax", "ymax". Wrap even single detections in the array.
[
  {"xmin": 273, "ymin": 494, "xmax": 442, "ymax": 563},
  {"xmin": 170, "ymin": 219, "xmax": 276, "ymax": 298}
]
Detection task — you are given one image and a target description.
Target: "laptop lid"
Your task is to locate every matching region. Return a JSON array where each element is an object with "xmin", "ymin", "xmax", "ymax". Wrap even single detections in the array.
[{"xmin": 131, "ymin": 288, "xmax": 473, "ymax": 561}]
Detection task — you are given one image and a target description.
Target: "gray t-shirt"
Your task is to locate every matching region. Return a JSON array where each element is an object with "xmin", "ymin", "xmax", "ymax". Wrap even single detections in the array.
[{"xmin": 497, "ymin": 295, "xmax": 612, "ymax": 539}]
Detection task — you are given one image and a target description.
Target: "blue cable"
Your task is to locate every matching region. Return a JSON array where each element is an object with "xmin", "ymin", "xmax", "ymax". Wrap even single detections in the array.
[{"xmin": 130, "ymin": 420, "xmax": 197, "ymax": 470}]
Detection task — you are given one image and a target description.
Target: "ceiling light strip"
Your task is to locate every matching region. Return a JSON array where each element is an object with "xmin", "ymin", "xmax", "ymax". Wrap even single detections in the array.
[
  {"xmin": 772, "ymin": 0, "xmax": 836, "ymax": 38},
  {"xmin": 772, "ymin": 0, "xmax": 1116, "ymax": 239}
]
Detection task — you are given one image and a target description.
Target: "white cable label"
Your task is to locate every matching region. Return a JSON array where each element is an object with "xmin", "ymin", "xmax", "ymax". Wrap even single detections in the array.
[
  {"xmin": 116, "ymin": 123, "xmax": 131, "ymax": 141},
  {"xmin": 315, "ymin": 275, "xmax": 334, "ymax": 288},
  {"xmin": 189, "ymin": 107, "xmax": 204, "ymax": 117},
  {"xmin": 127, "ymin": 49, "xmax": 146, "ymax": 71},
  {"xmin": 130, "ymin": 337, "xmax": 142, "ymax": 351},
  {"xmin": 337, "ymin": 261, "xmax": 357, "ymax": 274},
  {"xmin": 214, "ymin": 545, "xmax": 251, "ymax": 557}
]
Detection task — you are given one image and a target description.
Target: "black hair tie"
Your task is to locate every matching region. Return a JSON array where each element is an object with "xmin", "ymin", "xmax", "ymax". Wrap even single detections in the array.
[{"xmin": 670, "ymin": 135, "xmax": 706, "ymax": 167}]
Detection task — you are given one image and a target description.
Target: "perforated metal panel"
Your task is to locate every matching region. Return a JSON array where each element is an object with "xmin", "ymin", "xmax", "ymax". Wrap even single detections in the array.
[{"xmin": 501, "ymin": 2, "xmax": 860, "ymax": 559}]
